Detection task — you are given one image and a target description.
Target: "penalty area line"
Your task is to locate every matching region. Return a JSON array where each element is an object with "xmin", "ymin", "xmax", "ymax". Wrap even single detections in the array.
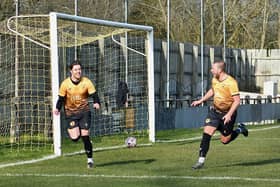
[
  {"xmin": 0, "ymin": 173, "xmax": 280, "ymax": 183},
  {"xmin": 64, "ymin": 143, "xmax": 153, "ymax": 157},
  {"xmin": 0, "ymin": 144, "xmax": 153, "ymax": 169},
  {"xmin": 156, "ymin": 125, "xmax": 280, "ymax": 143},
  {"xmin": 0, "ymin": 125, "xmax": 279, "ymax": 169},
  {"xmin": 0, "ymin": 155, "xmax": 59, "ymax": 169}
]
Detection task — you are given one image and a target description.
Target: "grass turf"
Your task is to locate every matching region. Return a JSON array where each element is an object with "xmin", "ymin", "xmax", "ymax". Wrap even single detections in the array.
[{"xmin": 0, "ymin": 124, "xmax": 280, "ymax": 187}]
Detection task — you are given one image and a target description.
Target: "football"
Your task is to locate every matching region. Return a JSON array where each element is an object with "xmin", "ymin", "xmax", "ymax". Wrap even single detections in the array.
[{"xmin": 125, "ymin": 137, "xmax": 137, "ymax": 148}]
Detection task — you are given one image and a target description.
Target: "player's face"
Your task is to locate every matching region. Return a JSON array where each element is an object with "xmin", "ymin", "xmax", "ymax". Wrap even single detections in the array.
[
  {"xmin": 70, "ymin": 64, "xmax": 82, "ymax": 81},
  {"xmin": 210, "ymin": 63, "xmax": 221, "ymax": 79}
]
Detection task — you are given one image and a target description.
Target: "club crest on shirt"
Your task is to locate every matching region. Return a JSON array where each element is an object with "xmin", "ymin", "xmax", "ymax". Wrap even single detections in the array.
[
  {"xmin": 205, "ymin": 118, "xmax": 211, "ymax": 123},
  {"xmin": 70, "ymin": 121, "xmax": 75, "ymax": 127}
]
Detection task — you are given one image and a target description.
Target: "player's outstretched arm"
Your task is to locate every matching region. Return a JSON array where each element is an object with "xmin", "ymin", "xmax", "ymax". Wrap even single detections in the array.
[{"xmin": 191, "ymin": 89, "xmax": 214, "ymax": 107}]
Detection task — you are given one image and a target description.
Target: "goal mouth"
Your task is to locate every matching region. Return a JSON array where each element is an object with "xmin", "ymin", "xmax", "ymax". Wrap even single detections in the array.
[{"xmin": 1, "ymin": 12, "xmax": 154, "ymax": 157}]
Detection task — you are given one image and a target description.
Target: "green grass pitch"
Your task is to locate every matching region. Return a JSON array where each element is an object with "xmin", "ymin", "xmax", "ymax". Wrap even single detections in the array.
[{"xmin": 0, "ymin": 123, "xmax": 280, "ymax": 187}]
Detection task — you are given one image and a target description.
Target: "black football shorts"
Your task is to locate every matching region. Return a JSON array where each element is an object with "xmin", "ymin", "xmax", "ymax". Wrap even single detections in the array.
[
  {"xmin": 66, "ymin": 111, "xmax": 91, "ymax": 130},
  {"xmin": 204, "ymin": 106, "xmax": 237, "ymax": 136}
]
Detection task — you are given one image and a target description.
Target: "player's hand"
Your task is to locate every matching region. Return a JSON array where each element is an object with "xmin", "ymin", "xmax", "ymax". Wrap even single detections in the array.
[
  {"xmin": 222, "ymin": 113, "xmax": 231, "ymax": 124},
  {"xmin": 191, "ymin": 100, "xmax": 202, "ymax": 107},
  {"xmin": 53, "ymin": 109, "xmax": 60, "ymax": 116},
  {"xmin": 93, "ymin": 103, "xmax": 100, "ymax": 110}
]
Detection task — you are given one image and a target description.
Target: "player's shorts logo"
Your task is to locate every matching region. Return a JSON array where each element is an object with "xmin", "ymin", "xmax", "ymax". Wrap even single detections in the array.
[
  {"xmin": 70, "ymin": 121, "xmax": 75, "ymax": 127},
  {"xmin": 205, "ymin": 118, "xmax": 211, "ymax": 123}
]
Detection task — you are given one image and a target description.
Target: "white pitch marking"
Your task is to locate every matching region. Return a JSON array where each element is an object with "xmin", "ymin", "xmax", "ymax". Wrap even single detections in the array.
[
  {"xmin": 249, "ymin": 125, "xmax": 280, "ymax": 132},
  {"xmin": 0, "ymin": 155, "xmax": 59, "ymax": 169},
  {"xmin": 0, "ymin": 173, "xmax": 280, "ymax": 183},
  {"xmin": 0, "ymin": 144, "xmax": 152, "ymax": 169},
  {"xmin": 0, "ymin": 125, "xmax": 279, "ymax": 169},
  {"xmin": 156, "ymin": 125, "xmax": 280, "ymax": 143},
  {"xmin": 64, "ymin": 143, "xmax": 153, "ymax": 157}
]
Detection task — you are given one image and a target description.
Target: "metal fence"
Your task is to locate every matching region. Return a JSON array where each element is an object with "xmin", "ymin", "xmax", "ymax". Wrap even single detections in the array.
[
  {"xmin": 155, "ymin": 95, "xmax": 280, "ymax": 131},
  {"xmin": 154, "ymin": 39, "xmax": 280, "ymax": 104}
]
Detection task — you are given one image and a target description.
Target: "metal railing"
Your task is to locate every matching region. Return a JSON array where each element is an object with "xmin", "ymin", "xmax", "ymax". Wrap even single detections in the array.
[{"xmin": 155, "ymin": 95, "xmax": 280, "ymax": 109}]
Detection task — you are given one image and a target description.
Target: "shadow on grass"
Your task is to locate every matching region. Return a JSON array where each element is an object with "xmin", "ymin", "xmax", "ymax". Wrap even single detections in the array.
[
  {"xmin": 160, "ymin": 136, "xmax": 221, "ymax": 146},
  {"xmin": 222, "ymin": 158, "xmax": 280, "ymax": 167},
  {"xmin": 96, "ymin": 158, "xmax": 156, "ymax": 167}
]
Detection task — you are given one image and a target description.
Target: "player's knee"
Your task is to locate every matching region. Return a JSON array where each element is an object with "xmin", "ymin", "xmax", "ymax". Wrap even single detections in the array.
[
  {"xmin": 221, "ymin": 140, "xmax": 230, "ymax": 144},
  {"xmin": 203, "ymin": 126, "xmax": 216, "ymax": 136},
  {"xmin": 71, "ymin": 136, "xmax": 80, "ymax": 142},
  {"xmin": 220, "ymin": 136, "xmax": 230, "ymax": 144}
]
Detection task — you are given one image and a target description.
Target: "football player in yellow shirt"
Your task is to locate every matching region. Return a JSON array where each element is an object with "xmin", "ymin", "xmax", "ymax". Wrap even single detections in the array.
[
  {"xmin": 53, "ymin": 60, "xmax": 100, "ymax": 169},
  {"xmin": 191, "ymin": 61, "xmax": 248, "ymax": 169}
]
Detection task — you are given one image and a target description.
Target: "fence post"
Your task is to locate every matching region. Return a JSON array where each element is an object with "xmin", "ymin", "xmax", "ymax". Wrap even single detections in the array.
[
  {"xmin": 241, "ymin": 49, "xmax": 247, "ymax": 90},
  {"xmin": 177, "ymin": 43, "xmax": 185, "ymax": 107},
  {"xmin": 192, "ymin": 45, "xmax": 198, "ymax": 98},
  {"xmin": 160, "ymin": 41, "xmax": 167, "ymax": 105}
]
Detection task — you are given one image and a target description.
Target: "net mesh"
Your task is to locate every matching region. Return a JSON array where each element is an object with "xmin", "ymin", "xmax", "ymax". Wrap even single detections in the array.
[
  {"xmin": 0, "ymin": 14, "xmax": 150, "ymax": 153},
  {"xmin": 0, "ymin": 21, "xmax": 53, "ymax": 151}
]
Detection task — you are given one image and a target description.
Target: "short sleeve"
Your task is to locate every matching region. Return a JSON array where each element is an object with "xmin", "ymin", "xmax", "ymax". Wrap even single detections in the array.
[
  {"xmin": 58, "ymin": 80, "xmax": 67, "ymax": 97},
  {"xmin": 229, "ymin": 79, "xmax": 239, "ymax": 96}
]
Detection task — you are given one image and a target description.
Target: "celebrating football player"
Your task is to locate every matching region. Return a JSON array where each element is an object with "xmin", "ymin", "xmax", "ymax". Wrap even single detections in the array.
[
  {"xmin": 191, "ymin": 61, "xmax": 248, "ymax": 169},
  {"xmin": 53, "ymin": 60, "xmax": 100, "ymax": 169}
]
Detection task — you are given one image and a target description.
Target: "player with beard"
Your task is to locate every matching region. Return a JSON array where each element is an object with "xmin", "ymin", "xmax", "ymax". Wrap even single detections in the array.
[{"xmin": 191, "ymin": 61, "xmax": 248, "ymax": 169}]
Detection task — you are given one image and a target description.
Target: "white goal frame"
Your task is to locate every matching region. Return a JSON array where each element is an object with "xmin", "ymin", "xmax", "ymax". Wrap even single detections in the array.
[{"xmin": 49, "ymin": 12, "xmax": 155, "ymax": 156}]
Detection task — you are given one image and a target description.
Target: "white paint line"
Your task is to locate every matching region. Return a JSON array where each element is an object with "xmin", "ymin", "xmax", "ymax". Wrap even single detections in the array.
[
  {"xmin": 249, "ymin": 125, "xmax": 280, "ymax": 132},
  {"xmin": 0, "ymin": 173, "xmax": 279, "ymax": 183},
  {"xmin": 0, "ymin": 155, "xmax": 59, "ymax": 169},
  {"xmin": 64, "ymin": 143, "xmax": 153, "ymax": 156},
  {"xmin": 156, "ymin": 125, "xmax": 280, "ymax": 143},
  {"xmin": 0, "ymin": 125, "xmax": 279, "ymax": 169},
  {"xmin": 0, "ymin": 144, "xmax": 152, "ymax": 169}
]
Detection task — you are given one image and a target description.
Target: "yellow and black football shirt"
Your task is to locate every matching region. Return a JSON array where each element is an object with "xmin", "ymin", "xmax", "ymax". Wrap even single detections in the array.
[
  {"xmin": 59, "ymin": 77, "xmax": 96, "ymax": 116},
  {"xmin": 212, "ymin": 75, "xmax": 239, "ymax": 112}
]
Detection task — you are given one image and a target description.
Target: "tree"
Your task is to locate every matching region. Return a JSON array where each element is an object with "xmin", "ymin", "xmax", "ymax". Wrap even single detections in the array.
[
  {"xmin": 0, "ymin": 0, "xmax": 279, "ymax": 49},
  {"xmin": 128, "ymin": 0, "xmax": 279, "ymax": 49}
]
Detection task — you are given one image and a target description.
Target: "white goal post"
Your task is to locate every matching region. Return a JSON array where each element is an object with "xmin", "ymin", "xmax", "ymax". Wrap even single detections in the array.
[
  {"xmin": 49, "ymin": 12, "xmax": 155, "ymax": 156},
  {"xmin": 3, "ymin": 12, "xmax": 155, "ymax": 157}
]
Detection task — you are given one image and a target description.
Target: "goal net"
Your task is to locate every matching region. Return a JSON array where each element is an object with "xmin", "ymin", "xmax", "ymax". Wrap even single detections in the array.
[{"xmin": 1, "ymin": 12, "xmax": 154, "ymax": 156}]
